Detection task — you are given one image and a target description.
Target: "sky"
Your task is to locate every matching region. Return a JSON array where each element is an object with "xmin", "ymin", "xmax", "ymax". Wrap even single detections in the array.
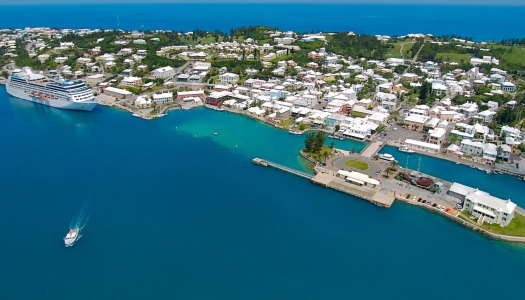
[{"xmin": 0, "ymin": 0, "xmax": 524, "ymax": 5}]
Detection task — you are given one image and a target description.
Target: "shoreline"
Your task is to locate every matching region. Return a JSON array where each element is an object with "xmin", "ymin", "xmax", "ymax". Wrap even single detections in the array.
[{"xmin": 295, "ymin": 151, "xmax": 525, "ymax": 243}]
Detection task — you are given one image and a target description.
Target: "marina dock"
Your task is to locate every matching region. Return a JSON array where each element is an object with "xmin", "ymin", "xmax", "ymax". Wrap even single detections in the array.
[{"xmin": 252, "ymin": 158, "xmax": 395, "ymax": 208}]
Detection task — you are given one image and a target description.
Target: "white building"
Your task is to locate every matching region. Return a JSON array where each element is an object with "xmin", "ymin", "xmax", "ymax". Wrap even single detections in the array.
[
  {"xmin": 219, "ymin": 72, "xmax": 240, "ymax": 84},
  {"xmin": 135, "ymin": 95, "xmax": 152, "ymax": 108},
  {"xmin": 404, "ymin": 139, "xmax": 440, "ymax": 153},
  {"xmin": 464, "ymin": 190, "xmax": 516, "ymax": 227},
  {"xmin": 151, "ymin": 66, "xmax": 175, "ymax": 79},
  {"xmin": 120, "ymin": 76, "xmax": 142, "ymax": 87},
  {"xmin": 152, "ymin": 92, "xmax": 173, "ymax": 104}
]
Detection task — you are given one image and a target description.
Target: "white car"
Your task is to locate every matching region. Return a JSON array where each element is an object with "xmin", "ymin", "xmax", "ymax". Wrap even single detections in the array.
[
  {"xmin": 437, "ymin": 205, "xmax": 445, "ymax": 210},
  {"xmin": 393, "ymin": 128, "xmax": 398, "ymax": 131}
]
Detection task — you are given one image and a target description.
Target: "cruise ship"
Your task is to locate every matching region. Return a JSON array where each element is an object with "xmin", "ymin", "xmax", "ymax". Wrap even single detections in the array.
[{"xmin": 6, "ymin": 67, "xmax": 99, "ymax": 111}]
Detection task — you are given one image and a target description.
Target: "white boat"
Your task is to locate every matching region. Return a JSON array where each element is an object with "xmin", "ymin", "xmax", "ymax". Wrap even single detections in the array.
[
  {"xmin": 205, "ymin": 104, "xmax": 224, "ymax": 111},
  {"xmin": 378, "ymin": 153, "xmax": 395, "ymax": 161},
  {"xmin": 132, "ymin": 113, "xmax": 141, "ymax": 118},
  {"xmin": 64, "ymin": 228, "xmax": 79, "ymax": 247},
  {"xmin": 398, "ymin": 145, "xmax": 415, "ymax": 153},
  {"xmin": 157, "ymin": 113, "xmax": 167, "ymax": 117},
  {"xmin": 289, "ymin": 130, "xmax": 303, "ymax": 135},
  {"xmin": 486, "ymin": 170, "xmax": 492, "ymax": 174}
]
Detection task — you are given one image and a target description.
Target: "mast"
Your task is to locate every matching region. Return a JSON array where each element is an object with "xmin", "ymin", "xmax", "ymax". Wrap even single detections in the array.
[{"xmin": 417, "ymin": 156, "xmax": 421, "ymax": 173}]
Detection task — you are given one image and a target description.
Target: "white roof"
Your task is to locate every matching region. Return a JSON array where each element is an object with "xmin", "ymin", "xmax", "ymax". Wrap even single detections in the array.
[
  {"xmin": 449, "ymin": 182, "xmax": 477, "ymax": 197},
  {"xmin": 337, "ymin": 170, "xmax": 380, "ymax": 186},
  {"xmin": 104, "ymin": 87, "xmax": 132, "ymax": 95},
  {"xmin": 178, "ymin": 90, "xmax": 205, "ymax": 96},
  {"xmin": 152, "ymin": 92, "xmax": 173, "ymax": 99},
  {"xmin": 404, "ymin": 139, "xmax": 440, "ymax": 150},
  {"xmin": 405, "ymin": 114, "xmax": 429, "ymax": 124},
  {"xmin": 466, "ymin": 190, "xmax": 516, "ymax": 214}
]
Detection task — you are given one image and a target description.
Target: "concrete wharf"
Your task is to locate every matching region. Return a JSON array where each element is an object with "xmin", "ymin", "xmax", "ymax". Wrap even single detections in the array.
[{"xmin": 252, "ymin": 158, "xmax": 394, "ymax": 208}]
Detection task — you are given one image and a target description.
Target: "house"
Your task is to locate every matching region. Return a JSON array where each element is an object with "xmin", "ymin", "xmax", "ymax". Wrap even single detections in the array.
[
  {"xmin": 500, "ymin": 125, "xmax": 522, "ymax": 142},
  {"xmin": 476, "ymin": 110, "xmax": 497, "ymax": 123},
  {"xmin": 135, "ymin": 95, "xmax": 152, "ymax": 108},
  {"xmin": 177, "ymin": 74, "xmax": 190, "ymax": 82},
  {"xmin": 404, "ymin": 115, "xmax": 429, "ymax": 131},
  {"xmin": 152, "ymin": 92, "xmax": 173, "ymax": 104},
  {"xmin": 85, "ymin": 74, "xmax": 104, "ymax": 86},
  {"xmin": 120, "ymin": 76, "xmax": 142, "ymax": 87},
  {"xmin": 151, "ymin": 66, "xmax": 175, "ymax": 79},
  {"xmin": 501, "ymin": 82, "xmax": 517, "ymax": 93},
  {"xmin": 432, "ymin": 83, "xmax": 447, "ymax": 96},
  {"xmin": 428, "ymin": 128, "xmax": 446, "ymax": 145},
  {"xmin": 219, "ymin": 73, "xmax": 239, "ymax": 84}
]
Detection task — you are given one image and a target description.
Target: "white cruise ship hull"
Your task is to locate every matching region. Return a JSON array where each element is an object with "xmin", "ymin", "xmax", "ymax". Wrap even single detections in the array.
[{"xmin": 6, "ymin": 85, "xmax": 98, "ymax": 111}]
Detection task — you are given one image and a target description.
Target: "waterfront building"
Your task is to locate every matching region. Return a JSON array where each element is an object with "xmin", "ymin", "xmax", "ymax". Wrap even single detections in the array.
[
  {"xmin": 404, "ymin": 139, "xmax": 440, "ymax": 153},
  {"xmin": 428, "ymin": 128, "xmax": 446, "ymax": 145},
  {"xmin": 176, "ymin": 90, "xmax": 205, "ymax": 101},
  {"xmin": 500, "ymin": 125, "xmax": 522, "ymax": 143},
  {"xmin": 103, "ymin": 87, "xmax": 132, "ymax": 99},
  {"xmin": 337, "ymin": 170, "xmax": 380, "ymax": 188},
  {"xmin": 152, "ymin": 92, "xmax": 173, "ymax": 104},
  {"xmin": 135, "ymin": 95, "xmax": 152, "ymax": 108},
  {"xmin": 464, "ymin": 191, "xmax": 516, "ymax": 227}
]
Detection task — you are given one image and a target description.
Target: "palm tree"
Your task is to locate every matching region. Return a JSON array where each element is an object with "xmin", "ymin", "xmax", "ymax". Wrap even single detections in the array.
[
  {"xmin": 330, "ymin": 141, "xmax": 335, "ymax": 149},
  {"xmin": 391, "ymin": 160, "xmax": 399, "ymax": 170},
  {"xmin": 323, "ymin": 150, "xmax": 329, "ymax": 162},
  {"xmin": 351, "ymin": 147, "xmax": 356, "ymax": 154},
  {"xmin": 385, "ymin": 168, "xmax": 392, "ymax": 176}
]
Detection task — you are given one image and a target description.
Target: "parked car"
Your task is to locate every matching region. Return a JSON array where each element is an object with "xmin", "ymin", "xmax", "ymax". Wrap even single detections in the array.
[
  {"xmin": 422, "ymin": 200, "xmax": 426, "ymax": 204},
  {"xmin": 406, "ymin": 194, "xmax": 411, "ymax": 199},
  {"xmin": 417, "ymin": 198, "xmax": 422, "ymax": 202},
  {"xmin": 432, "ymin": 203, "xmax": 437, "ymax": 207},
  {"xmin": 426, "ymin": 201, "xmax": 432, "ymax": 205},
  {"xmin": 437, "ymin": 205, "xmax": 445, "ymax": 210},
  {"xmin": 413, "ymin": 196, "xmax": 416, "ymax": 201},
  {"xmin": 445, "ymin": 208, "xmax": 451, "ymax": 212}
]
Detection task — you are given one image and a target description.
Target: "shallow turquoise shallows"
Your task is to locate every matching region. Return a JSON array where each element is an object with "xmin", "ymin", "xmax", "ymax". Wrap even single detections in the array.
[{"xmin": 1, "ymin": 87, "xmax": 525, "ymax": 300}]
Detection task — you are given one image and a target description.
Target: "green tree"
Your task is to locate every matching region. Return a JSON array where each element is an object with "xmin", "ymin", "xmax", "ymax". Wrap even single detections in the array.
[
  {"xmin": 304, "ymin": 132, "xmax": 315, "ymax": 152},
  {"xmin": 313, "ymin": 131, "xmax": 326, "ymax": 153},
  {"xmin": 330, "ymin": 141, "xmax": 335, "ymax": 149}
]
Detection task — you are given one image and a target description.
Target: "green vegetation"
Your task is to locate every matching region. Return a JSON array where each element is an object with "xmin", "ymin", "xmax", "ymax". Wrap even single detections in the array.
[
  {"xmin": 459, "ymin": 211, "xmax": 525, "ymax": 237},
  {"xmin": 279, "ymin": 118, "xmax": 295, "ymax": 128},
  {"xmin": 344, "ymin": 160, "xmax": 369, "ymax": 170},
  {"xmin": 435, "ymin": 52, "xmax": 473, "ymax": 62},
  {"xmin": 304, "ymin": 130, "xmax": 327, "ymax": 154},
  {"xmin": 384, "ymin": 41, "xmax": 414, "ymax": 58},
  {"xmin": 303, "ymin": 146, "xmax": 333, "ymax": 162},
  {"xmin": 351, "ymin": 111, "xmax": 368, "ymax": 118},
  {"xmin": 326, "ymin": 33, "xmax": 389, "ymax": 59},
  {"xmin": 211, "ymin": 60, "xmax": 263, "ymax": 72}
]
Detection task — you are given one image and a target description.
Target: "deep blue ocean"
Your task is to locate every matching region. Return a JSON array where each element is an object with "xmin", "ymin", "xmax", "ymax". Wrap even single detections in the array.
[
  {"xmin": 1, "ymin": 4, "xmax": 524, "ymax": 41},
  {"xmin": 1, "ymin": 86, "xmax": 525, "ymax": 299}
]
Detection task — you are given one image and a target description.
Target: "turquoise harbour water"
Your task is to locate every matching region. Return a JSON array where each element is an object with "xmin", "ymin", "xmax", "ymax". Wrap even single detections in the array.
[
  {"xmin": 1, "ymin": 4, "xmax": 524, "ymax": 40},
  {"xmin": 1, "ymin": 86, "xmax": 525, "ymax": 299}
]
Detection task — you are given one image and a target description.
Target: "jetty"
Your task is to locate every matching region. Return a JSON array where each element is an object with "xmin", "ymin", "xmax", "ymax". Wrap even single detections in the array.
[
  {"xmin": 252, "ymin": 158, "xmax": 395, "ymax": 208},
  {"xmin": 252, "ymin": 158, "xmax": 313, "ymax": 179}
]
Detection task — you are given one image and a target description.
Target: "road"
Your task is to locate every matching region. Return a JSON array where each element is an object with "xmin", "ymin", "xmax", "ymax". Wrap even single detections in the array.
[{"xmin": 403, "ymin": 38, "xmax": 427, "ymax": 75}]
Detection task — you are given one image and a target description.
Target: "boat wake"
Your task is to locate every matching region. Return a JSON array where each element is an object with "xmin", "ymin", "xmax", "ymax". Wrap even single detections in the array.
[{"xmin": 65, "ymin": 205, "xmax": 90, "ymax": 247}]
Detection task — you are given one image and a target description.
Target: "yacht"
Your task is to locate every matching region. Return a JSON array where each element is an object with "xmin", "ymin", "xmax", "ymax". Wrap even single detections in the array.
[
  {"xmin": 378, "ymin": 153, "xmax": 395, "ymax": 162},
  {"xmin": 64, "ymin": 228, "xmax": 80, "ymax": 247},
  {"xmin": 288, "ymin": 130, "xmax": 303, "ymax": 135},
  {"xmin": 398, "ymin": 145, "xmax": 415, "ymax": 153}
]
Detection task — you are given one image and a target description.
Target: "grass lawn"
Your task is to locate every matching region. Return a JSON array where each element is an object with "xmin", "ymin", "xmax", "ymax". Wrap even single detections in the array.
[
  {"xmin": 351, "ymin": 111, "xmax": 368, "ymax": 118},
  {"xmin": 384, "ymin": 42, "xmax": 414, "ymax": 59},
  {"xmin": 435, "ymin": 52, "xmax": 472, "ymax": 63},
  {"xmin": 501, "ymin": 47, "xmax": 525, "ymax": 66},
  {"xmin": 459, "ymin": 211, "xmax": 525, "ymax": 237},
  {"xmin": 303, "ymin": 146, "xmax": 333, "ymax": 162},
  {"xmin": 344, "ymin": 159, "xmax": 369, "ymax": 170},
  {"xmin": 279, "ymin": 117, "xmax": 294, "ymax": 128}
]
